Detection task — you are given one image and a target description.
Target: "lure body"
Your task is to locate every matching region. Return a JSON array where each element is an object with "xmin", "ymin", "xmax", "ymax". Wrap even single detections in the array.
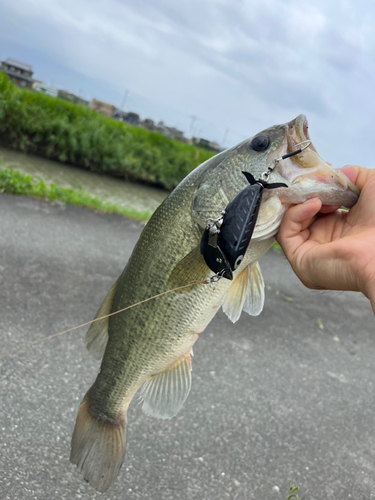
[
  {"xmin": 218, "ymin": 182, "xmax": 263, "ymax": 272},
  {"xmin": 200, "ymin": 171, "xmax": 287, "ymax": 279}
]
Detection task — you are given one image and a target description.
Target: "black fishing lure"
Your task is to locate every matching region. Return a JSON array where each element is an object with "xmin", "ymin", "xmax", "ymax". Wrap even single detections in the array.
[
  {"xmin": 200, "ymin": 172, "xmax": 287, "ymax": 281},
  {"xmin": 200, "ymin": 140, "xmax": 311, "ymax": 281}
]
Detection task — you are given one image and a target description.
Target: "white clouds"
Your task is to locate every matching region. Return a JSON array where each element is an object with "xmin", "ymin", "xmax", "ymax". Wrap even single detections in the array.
[{"xmin": 1, "ymin": 0, "xmax": 375, "ymax": 165}]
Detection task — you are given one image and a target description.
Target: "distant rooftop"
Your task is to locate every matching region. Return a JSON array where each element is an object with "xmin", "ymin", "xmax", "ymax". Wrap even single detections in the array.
[{"xmin": 4, "ymin": 58, "xmax": 33, "ymax": 72}]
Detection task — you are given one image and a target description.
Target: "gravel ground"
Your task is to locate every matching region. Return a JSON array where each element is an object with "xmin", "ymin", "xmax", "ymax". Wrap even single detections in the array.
[{"xmin": 0, "ymin": 193, "xmax": 374, "ymax": 500}]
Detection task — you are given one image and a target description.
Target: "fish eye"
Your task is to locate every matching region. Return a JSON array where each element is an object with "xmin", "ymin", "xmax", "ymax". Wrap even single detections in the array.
[{"xmin": 250, "ymin": 135, "xmax": 270, "ymax": 152}]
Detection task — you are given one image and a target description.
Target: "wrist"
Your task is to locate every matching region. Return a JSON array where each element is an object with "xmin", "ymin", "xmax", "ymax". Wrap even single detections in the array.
[
  {"xmin": 351, "ymin": 248, "xmax": 375, "ymax": 314},
  {"xmin": 359, "ymin": 273, "xmax": 375, "ymax": 314}
]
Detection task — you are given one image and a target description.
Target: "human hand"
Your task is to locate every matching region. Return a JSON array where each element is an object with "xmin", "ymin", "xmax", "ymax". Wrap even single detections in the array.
[{"xmin": 275, "ymin": 165, "xmax": 375, "ymax": 313}]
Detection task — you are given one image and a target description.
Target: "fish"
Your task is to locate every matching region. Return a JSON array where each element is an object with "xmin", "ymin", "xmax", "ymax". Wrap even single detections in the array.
[{"xmin": 70, "ymin": 114, "xmax": 359, "ymax": 492}]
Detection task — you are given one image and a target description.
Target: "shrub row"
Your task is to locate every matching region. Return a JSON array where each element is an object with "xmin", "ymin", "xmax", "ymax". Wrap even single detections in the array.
[{"xmin": 0, "ymin": 73, "xmax": 215, "ymax": 190}]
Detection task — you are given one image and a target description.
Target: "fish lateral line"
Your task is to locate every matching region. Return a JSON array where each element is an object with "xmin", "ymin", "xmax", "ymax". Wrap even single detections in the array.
[{"xmin": 0, "ymin": 280, "xmax": 210, "ymax": 359}]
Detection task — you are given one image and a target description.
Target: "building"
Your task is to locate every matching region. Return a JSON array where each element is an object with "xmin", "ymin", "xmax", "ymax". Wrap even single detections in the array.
[
  {"xmin": 58, "ymin": 89, "xmax": 88, "ymax": 106},
  {"xmin": 124, "ymin": 111, "xmax": 140, "ymax": 126},
  {"xmin": 1, "ymin": 58, "xmax": 34, "ymax": 89},
  {"xmin": 112, "ymin": 109, "xmax": 128, "ymax": 122},
  {"xmin": 33, "ymin": 80, "xmax": 58, "ymax": 97},
  {"xmin": 141, "ymin": 119, "xmax": 187, "ymax": 142},
  {"xmin": 192, "ymin": 137, "xmax": 223, "ymax": 152},
  {"xmin": 112, "ymin": 109, "xmax": 140, "ymax": 126},
  {"xmin": 90, "ymin": 98, "xmax": 116, "ymax": 117},
  {"xmin": 164, "ymin": 126, "xmax": 186, "ymax": 142},
  {"xmin": 141, "ymin": 118, "xmax": 156, "ymax": 130}
]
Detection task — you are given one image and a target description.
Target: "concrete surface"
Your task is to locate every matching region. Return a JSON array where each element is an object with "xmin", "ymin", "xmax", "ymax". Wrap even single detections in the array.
[{"xmin": 0, "ymin": 193, "xmax": 374, "ymax": 500}]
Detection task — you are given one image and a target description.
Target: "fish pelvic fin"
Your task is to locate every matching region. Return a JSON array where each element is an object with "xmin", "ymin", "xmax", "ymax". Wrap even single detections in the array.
[
  {"xmin": 85, "ymin": 278, "xmax": 119, "ymax": 360},
  {"xmin": 70, "ymin": 391, "xmax": 126, "ymax": 493},
  {"xmin": 222, "ymin": 262, "xmax": 265, "ymax": 323},
  {"xmin": 167, "ymin": 246, "xmax": 209, "ymax": 289},
  {"xmin": 139, "ymin": 351, "xmax": 192, "ymax": 419}
]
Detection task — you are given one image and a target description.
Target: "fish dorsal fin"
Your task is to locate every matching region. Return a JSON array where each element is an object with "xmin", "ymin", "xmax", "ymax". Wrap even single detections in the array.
[
  {"xmin": 222, "ymin": 262, "xmax": 265, "ymax": 323},
  {"xmin": 168, "ymin": 245, "xmax": 209, "ymax": 289},
  {"xmin": 85, "ymin": 278, "xmax": 119, "ymax": 360},
  {"xmin": 139, "ymin": 351, "xmax": 192, "ymax": 419}
]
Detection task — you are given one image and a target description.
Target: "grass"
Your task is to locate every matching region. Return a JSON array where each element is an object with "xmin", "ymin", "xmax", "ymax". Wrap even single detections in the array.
[
  {"xmin": 0, "ymin": 73, "xmax": 215, "ymax": 190},
  {"xmin": 272, "ymin": 240, "xmax": 283, "ymax": 252},
  {"xmin": 287, "ymin": 481, "xmax": 299, "ymax": 499},
  {"xmin": 0, "ymin": 165, "xmax": 153, "ymax": 221}
]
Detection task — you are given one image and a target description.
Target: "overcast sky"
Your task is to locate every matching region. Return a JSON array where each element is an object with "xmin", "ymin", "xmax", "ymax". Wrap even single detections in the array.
[{"xmin": 1, "ymin": 0, "xmax": 374, "ymax": 167}]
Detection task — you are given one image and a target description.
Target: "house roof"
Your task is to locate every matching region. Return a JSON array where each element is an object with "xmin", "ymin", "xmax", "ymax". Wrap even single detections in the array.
[{"xmin": 4, "ymin": 58, "xmax": 33, "ymax": 72}]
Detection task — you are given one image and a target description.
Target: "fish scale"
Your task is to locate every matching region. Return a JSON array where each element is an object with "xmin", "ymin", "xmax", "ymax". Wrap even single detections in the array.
[
  {"xmin": 89, "ymin": 186, "xmax": 230, "ymax": 415},
  {"xmin": 70, "ymin": 114, "xmax": 359, "ymax": 493}
]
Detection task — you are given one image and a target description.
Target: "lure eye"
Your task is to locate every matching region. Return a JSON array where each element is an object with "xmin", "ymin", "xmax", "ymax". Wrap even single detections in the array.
[{"xmin": 250, "ymin": 134, "xmax": 270, "ymax": 152}]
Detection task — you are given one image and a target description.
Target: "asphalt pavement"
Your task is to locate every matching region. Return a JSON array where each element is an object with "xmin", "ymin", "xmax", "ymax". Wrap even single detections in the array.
[{"xmin": 0, "ymin": 193, "xmax": 374, "ymax": 500}]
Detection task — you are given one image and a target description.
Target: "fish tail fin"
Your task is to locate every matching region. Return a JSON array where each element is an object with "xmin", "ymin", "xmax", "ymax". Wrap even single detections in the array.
[{"xmin": 70, "ymin": 392, "xmax": 126, "ymax": 493}]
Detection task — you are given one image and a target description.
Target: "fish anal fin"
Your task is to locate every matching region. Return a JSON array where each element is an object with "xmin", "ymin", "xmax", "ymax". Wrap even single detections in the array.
[
  {"xmin": 85, "ymin": 278, "xmax": 119, "ymax": 360},
  {"xmin": 222, "ymin": 261, "xmax": 265, "ymax": 323},
  {"xmin": 139, "ymin": 351, "xmax": 192, "ymax": 419},
  {"xmin": 168, "ymin": 246, "xmax": 208, "ymax": 289},
  {"xmin": 70, "ymin": 392, "xmax": 126, "ymax": 493}
]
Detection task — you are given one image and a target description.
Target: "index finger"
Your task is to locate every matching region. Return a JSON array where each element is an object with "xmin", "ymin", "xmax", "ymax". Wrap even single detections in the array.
[{"xmin": 276, "ymin": 198, "xmax": 322, "ymax": 260}]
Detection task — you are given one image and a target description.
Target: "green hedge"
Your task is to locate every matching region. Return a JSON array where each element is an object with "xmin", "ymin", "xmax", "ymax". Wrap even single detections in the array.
[{"xmin": 0, "ymin": 73, "xmax": 215, "ymax": 190}]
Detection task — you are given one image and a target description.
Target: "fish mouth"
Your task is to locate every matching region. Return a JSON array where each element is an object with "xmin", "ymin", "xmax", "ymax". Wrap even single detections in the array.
[
  {"xmin": 284, "ymin": 114, "xmax": 359, "ymax": 202},
  {"xmin": 253, "ymin": 114, "xmax": 359, "ymax": 240}
]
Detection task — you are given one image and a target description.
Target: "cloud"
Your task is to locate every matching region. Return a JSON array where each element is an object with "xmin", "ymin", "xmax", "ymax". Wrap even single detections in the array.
[{"xmin": 1, "ymin": 0, "xmax": 375, "ymax": 164}]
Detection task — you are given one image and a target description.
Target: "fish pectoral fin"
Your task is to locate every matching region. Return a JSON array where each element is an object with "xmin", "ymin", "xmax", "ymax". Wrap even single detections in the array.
[
  {"xmin": 243, "ymin": 261, "xmax": 265, "ymax": 317},
  {"xmin": 167, "ymin": 245, "xmax": 208, "ymax": 289},
  {"xmin": 85, "ymin": 278, "xmax": 119, "ymax": 360},
  {"xmin": 139, "ymin": 351, "xmax": 192, "ymax": 419},
  {"xmin": 222, "ymin": 262, "xmax": 265, "ymax": 323},
  {"xmin": 222, "ymin": 265, "xmax": 250, "ymax": 323}
]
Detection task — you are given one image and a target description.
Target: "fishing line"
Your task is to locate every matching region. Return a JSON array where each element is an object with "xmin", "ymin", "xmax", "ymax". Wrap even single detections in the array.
[{"xmin": 0, "ymin": 280, "xmax": 207, "ymax": 359}]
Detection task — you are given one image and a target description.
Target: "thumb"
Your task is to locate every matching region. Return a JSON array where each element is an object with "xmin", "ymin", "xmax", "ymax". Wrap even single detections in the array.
[
  {"xmin": 276, "ymin": 198, "xmax": 322, "ymax": 260},
  {"xmin": 337, "ymin": 165, "xmax": 375, "ymax": 191}
]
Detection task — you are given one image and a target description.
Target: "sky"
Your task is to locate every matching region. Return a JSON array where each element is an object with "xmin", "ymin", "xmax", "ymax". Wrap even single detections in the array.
[{"xmin": 0, "ymin": 0, "xmax": 374, "ymax": 167}]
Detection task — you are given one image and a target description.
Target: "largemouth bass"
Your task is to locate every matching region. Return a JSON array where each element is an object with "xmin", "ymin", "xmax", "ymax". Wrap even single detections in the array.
[{"xmin": 70, "ymin": 115, "xmax": 359, "ymax": 492}]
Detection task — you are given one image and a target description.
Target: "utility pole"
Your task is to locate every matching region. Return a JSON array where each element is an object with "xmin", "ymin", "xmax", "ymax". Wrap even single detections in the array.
[
  {"xmin": 221, "ymin": 128, "xmax": 229, "ymax": 147},
  {"xmin": 121, "ymin": 90, "xmax": 129, "ymax": 110},
  {"xmin": 189, "ymin": 115, "xmax": 197, "ymax": 138}
]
